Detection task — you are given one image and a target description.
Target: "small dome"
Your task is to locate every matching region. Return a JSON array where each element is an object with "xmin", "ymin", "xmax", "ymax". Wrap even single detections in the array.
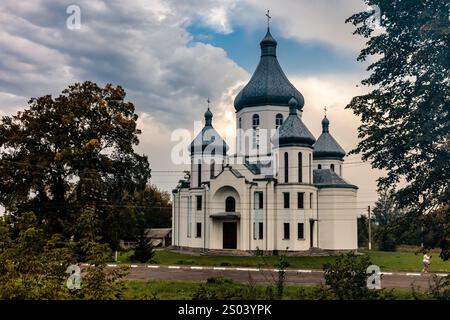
[
  {"xmin": 273, "ymin": 104, "xmax": 316, "ymax": 148},
  {"xmin": 288, "ymin": 97, "xmax": 298, "ymax": 114},
  {"xmin": 321, "ymin": 116, "xmax": 330, "ymax": 132},
  {"xmin": 313, "ymin": 116, "xmax": 345, "ymax": 159},
  {"xmin": 204, "ymin": 108, "xmax": 213, "ymax": 126},
  {"xmin": 190, "ymin": 108, "xmax": 228, "ymax": 155}
]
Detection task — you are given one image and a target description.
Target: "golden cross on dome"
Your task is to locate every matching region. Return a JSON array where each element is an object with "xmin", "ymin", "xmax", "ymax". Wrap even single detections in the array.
[
  {"xmin": 207, "ymin": 98, "xmax": 211, "ymax": 108},
  {"xmin": 324, "ymin": 106, "xmax": 327, "ymax": 117}
]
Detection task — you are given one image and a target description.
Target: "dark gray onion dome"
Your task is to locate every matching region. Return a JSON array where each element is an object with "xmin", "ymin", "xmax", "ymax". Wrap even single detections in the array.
[
  {"xmin": 234, "ymin": 28, "xmax": 305, "ymax": 112},
  {"xmin": 190, "ymin": 108, "xmax": 228, "ymax": 155},
  {"xmin": 313, "ymin": 116, "xmax": 346, "ymax": 160},
  {"xmin": 313, "ymin": 169, "xmax": 358, "ymax": 189},
  {"xmin": 272, "ymin": 97, "xmax": 316, "ymax": 147}
]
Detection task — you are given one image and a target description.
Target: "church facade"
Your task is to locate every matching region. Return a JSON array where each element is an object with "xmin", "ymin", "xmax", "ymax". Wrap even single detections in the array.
[{"xmin": 172, "ymin": 27, "xmax": 358, "ymax": 253}]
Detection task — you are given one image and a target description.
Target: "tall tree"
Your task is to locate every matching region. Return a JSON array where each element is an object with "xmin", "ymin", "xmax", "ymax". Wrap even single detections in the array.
[
  {"xmin": 0, "ymin": 81, "xmax": 151, "ymax": 248},
  {"xmin": 346, "ymin": 0, "xmax": 450, "ymax": 258}
]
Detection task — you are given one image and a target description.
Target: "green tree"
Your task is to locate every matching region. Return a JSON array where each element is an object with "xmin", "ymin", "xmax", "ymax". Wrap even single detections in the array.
[
  {"xmin": 357, "ymin": 215, "xmax": 369, "ymax": 248},
  {"xmin": 346, "ymin": 0, "xmax": 450, "ymax": 259},
  {"xmin": 323, "ymin": 252, "xmax": 378, "ymax": 300},
  {"xmin": 0, "ymin": 213, "xmax": 129, "ymax": 300},
  {"xmin": 372, "ymin": 191, "xmax": 401, "ymax": 251},
  {"xmin": 131, "ymin": 216, "xmax": 155, "ymax": 263},
  {"xmin": 0, "ymin": 81, "xmax": 151, "ymax": 249},
  {"xmin": 136, "ymin": 184, "xmax": 172, "ymax": 229}
]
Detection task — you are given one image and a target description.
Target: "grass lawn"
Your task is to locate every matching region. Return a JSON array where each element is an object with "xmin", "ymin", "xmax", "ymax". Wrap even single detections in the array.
[
  {"xmin": 117, "ymin": 249, "xmax": 450, "ymax": 273},
  {"xmin": 123, "ymin": 279, "xmax": 417, "ymax": 300}
]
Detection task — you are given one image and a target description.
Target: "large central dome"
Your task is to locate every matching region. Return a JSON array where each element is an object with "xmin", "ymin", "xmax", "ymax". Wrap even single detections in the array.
[{"xmin": 234, "ymin": 28, "xmax": 305, "ymax": 112}]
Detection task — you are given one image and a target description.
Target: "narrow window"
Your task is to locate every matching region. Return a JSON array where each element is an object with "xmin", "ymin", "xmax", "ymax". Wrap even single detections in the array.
[
  {"xmin": 196, "ymin": 195, "xmax": 202, "ymax": 211},
  {"xmin": 197, "ymin": 163, "xmax": 202, "ymax": 187},
  {"xmin": 196, "ymin": 222, "xmax": 202, "ymax": 238},
  {"xmin": 283, "ymin": 223, "xmax": 290, "ymax": 240},
  {"xmin": 297, "ymin": 192, "xmax": 304, "ymax": 209},
  {"xmin": 258, "ymin": 222, "xmax": 264, "ymax": 240},
  {"xmin": 283, "ymin": 192, "xmax": 290, "ymax": 209},
  {"xmin": 238, "ymin": 117, "xmax": 242, "ymax": 129},
  {"xmin": 310, "ymin": 193, "xmax": 313, "ymax": 209},
  {"xmin": 252, "ymin": 114, "xmax": 260, "ymax": 150},
  {"xmin": 298, "ymin": 223, "xmax": 304, "ymax": 239},
  {"xmin": 284, "ymin": 152, "xmax": 289, "ymax": 183},
  {"xmin": 253, "ymin": 222, "xmax": 256, "ymax": 240},
  {"xmin": 254, "ymin": 191, "xmax": 263, "ymax": 209},
  {"xmin": 275, "ymin": 113, "xmax": 283, "ymax": 129},
  {"xmin": 210, "ymin": 160, "xmax": 215, "ymax": 179},
  {"xmin": 318, "ymin": 164, "xmax": 322, "ymax": 169},
  {"xmin": 330, "ymin": 164, "xmax": 335, "ymax": 172},
  {"xmin": 309, "ymin": 154, "xmax": 312, "ymax": 183},
  {"xmin": 252, "ymin": 114, "xmax": 260, "ymax": 127},
  {"xmin": 298, "ymin": 152, "xmax": 302, "ymax": 183},
  {"xmin": 339, "ymin": 164, "xmax": 342, "ymax": 176}
]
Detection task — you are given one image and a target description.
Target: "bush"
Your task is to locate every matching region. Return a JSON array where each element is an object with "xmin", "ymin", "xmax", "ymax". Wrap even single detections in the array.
[{"xmin": 323, "ymin": 252, "xmax": 381, "ymax": 300}]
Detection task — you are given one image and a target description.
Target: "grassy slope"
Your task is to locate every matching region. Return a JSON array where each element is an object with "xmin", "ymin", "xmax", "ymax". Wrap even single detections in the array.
[
  {"xmin": 123, "ymin": 280, "xmax": 416, "ymax": 300},
  {"xmin": 117, "ymin": 249, "xmax": 450, "ymax": 273}
]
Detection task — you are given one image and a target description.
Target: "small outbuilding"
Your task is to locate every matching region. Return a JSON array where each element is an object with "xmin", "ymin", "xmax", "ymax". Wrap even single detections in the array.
[{"xmin": 145, "ymin": 228, "xmax": 172, "ymax": 247}]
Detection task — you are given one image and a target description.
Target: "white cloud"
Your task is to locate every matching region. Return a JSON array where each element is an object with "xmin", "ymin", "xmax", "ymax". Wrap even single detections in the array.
[
  {"xmin": 0, "ymin": 0, "xmax": 381, "ymax": 207},
  {"xmin": 207, "ymin": 0, "xmax": 369, "ymax": 53}
]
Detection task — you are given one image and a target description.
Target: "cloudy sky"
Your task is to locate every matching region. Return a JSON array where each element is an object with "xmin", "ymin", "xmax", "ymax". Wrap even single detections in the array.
[{"xmin": 0, "ymin": 0, "xmax": 385, "ymax": 213}]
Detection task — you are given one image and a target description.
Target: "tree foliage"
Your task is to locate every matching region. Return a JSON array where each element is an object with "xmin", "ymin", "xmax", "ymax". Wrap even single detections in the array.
[
  {"xmin": 0, "ymin": 213, "xmax": 129, "ymax": 299},
  {"xmin": 0, "ymin": 81, "xmax": 151, "ymax": 249},
  {"xmin": 357, "ymin": 215, "xmax": 369, "ymax": 248},
  {"xmin": 346, "ymin": 0, "xmax": 450, "ymax": 258}
]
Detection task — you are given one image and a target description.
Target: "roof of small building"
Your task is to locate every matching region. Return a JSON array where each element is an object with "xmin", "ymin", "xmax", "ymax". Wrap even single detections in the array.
[
  {"xmin": 313, "ymin": 116, "xmax": 346, "ymax": 159},
  {"xmin": 234, "ymin": 29, "xmax": 304, "ymax": 112},
  {"xmin": 145, "ymin": 228, "xmax": 172, "ymax": 238},
  {"xmin": 313, "ymin": 169, "xmax": 358, "ymax": 189},
  {"xmin": 273, "ymin": 97, "xmax": 316, "ymax": 147}
]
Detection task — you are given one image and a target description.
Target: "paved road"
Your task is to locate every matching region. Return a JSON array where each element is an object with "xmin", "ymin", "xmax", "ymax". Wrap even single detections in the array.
[{"xmin": 99, "ymin": 264, "xmax": 448, "ymax": 290}]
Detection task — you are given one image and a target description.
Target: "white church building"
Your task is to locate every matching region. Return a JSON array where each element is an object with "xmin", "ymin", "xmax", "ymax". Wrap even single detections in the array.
[{"xmin": 172, "ymin": 26, "xmax": 358, "ymax": 253}]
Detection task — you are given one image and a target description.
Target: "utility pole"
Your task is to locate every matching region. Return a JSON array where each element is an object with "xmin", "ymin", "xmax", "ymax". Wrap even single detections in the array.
[{"xmin": 368, "ymin": 205, "xmax": 372, "ymax": 250}]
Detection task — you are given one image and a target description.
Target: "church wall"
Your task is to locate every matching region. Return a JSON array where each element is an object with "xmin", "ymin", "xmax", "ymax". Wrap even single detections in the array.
[
  {"xmin": 317, "ymin": 188, "xmax": 357, "ymax": 250},
  {"xmin": 236, "ymin": 105, "xmax": 290, "ymax": 157},
  {"xmin": 275, "ymin": 146, "xmax": 314, "ymax": 184},
  {"xmin": 313, "ymin": 159, "xmax": 344, "ymax": 177},
  {"xmin": 190, "ymin": 154, "xmax": 225, "ymax": 188},
  {"xmin": 274, "ymin": 184, "xmax": 317, "ymax": 251}
]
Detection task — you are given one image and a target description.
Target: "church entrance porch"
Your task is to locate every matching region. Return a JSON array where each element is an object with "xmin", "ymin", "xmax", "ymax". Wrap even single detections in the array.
[{"xmin": 222, "ymin": 222, "xmax": 237, "ymax": 249}]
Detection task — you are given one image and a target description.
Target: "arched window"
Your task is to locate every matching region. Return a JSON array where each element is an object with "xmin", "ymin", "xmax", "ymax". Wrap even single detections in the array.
[
  {"xmin": 197, "ymin": 163, "xmax": 202, "ymax": 187},
  {"xmin": 252, "ymin": 114, "xmax": 260, "ymax": 149},
  {"xmin": 309, "ymin": 154, "xmax": 312, "ymax": 183},
  {"xmin": 275, "ymin": 114, "xmax": 283, "ymax": 129},
  {"xmin": 298, "ymin": 152, "xmax": 303, "ymax": 183},
  {"xmin": 318, "ymin": 164, "xmax": 322, "ymax": 169},
  {"xmin": 284, "ymin": 152, "xmax": 289, "ymax": 183},
  {"xmin": 252, "ymin": 114, "xmax": 260, "ymax": 128},
  {"xmin": 225, "ymin": 196, "xmax": 236, "ymax": 212},
  {"xmin": 210, "ymin": 160, "xmax": 215, "ymax": 179},
  {"xmin": 330, "ymin": 164, "xmax": 335, "ymax": 172}
]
